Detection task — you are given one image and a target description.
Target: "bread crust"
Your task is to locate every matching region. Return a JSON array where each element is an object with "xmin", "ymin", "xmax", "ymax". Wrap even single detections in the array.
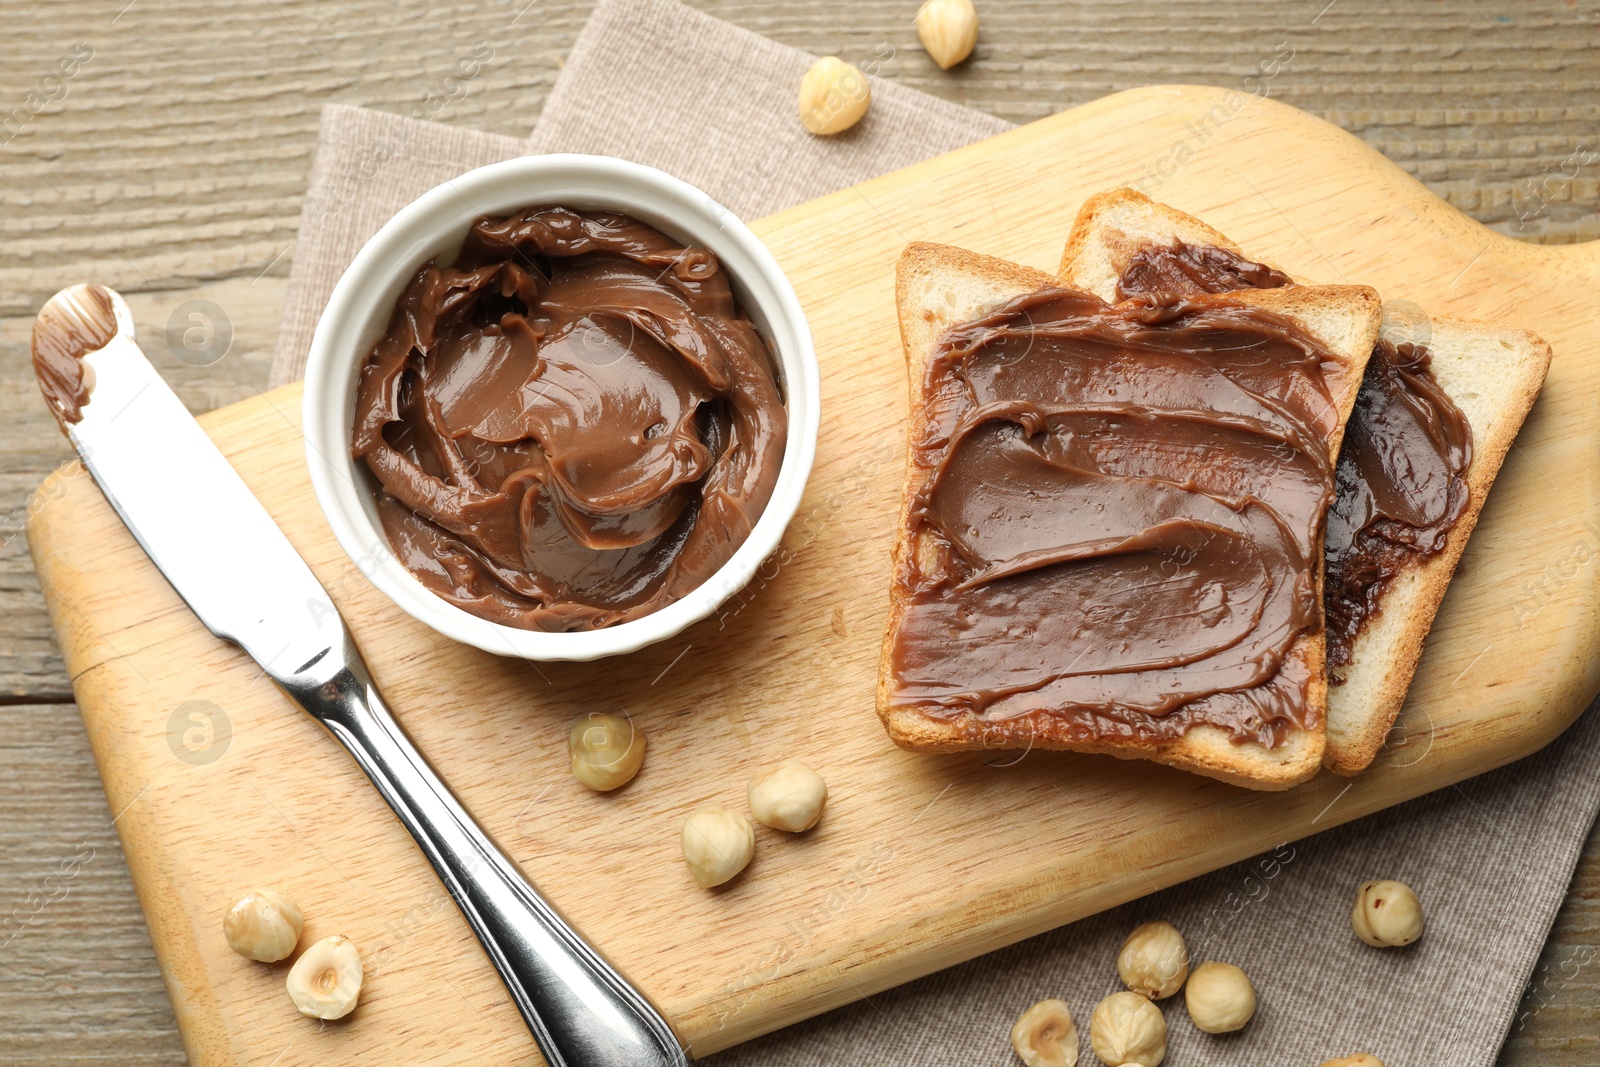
[
  {"xmin": 878, "ymin": 241, "xmax": 1381, "ymax": 790},
  {"xmin": 1057, "ymin": 190, "xmax": 1553, "ymax": 775}
]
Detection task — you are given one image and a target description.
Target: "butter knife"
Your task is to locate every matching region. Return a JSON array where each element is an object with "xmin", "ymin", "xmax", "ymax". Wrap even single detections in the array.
[{"xmin": 32, "ymin": 284, "xmax": 688, "ymax": 1067}]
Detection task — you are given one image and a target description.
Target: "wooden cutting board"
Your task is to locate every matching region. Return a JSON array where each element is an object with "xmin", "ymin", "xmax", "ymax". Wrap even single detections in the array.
[{"xmin": 28, "ymin": 85, "xmax": 1600, "ymax": 1066}]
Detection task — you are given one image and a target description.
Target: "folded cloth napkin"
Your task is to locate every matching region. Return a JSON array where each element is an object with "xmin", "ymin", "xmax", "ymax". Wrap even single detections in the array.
[{"xmin": 269, "ymin": 1, "xmax": 1600, "ymax": 1063}]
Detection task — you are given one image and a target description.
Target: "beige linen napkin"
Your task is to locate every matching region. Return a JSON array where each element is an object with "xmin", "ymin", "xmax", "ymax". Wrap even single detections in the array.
[{"xmin": 269, "ymin": 1, "xmax": 1600, "ymax": 1063}]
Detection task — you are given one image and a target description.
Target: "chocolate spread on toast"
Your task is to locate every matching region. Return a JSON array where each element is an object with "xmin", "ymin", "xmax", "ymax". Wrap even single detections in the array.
[
  {"xmin": 1118, "ymin": 241, "xmax": 1473, "ymax": 675},
  {"xmin": 351, "ymin": 207, "xmax": 786, "ymax": 632},
  {"xmin": 887, "ymin": 288, "xmax": 1345, "ymax": 748}
]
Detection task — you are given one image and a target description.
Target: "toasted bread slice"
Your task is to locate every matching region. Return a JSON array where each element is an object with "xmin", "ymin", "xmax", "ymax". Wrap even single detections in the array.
[
  {"xmin": 1325, "ymin": 310, "xmax": 1550, "ymax": 771},
  {"xmin": 1059, "ymin": 190, "xmax": 1552, "ymax": 774},
  {"xmin": 881, "ymin": 242, "xmax": 1382, "ymax": 790}
]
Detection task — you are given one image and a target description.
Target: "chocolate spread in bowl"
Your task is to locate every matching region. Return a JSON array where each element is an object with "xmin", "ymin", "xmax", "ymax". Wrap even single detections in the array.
[
  {"xmin": 351, "ymin": 206, "xmax": 786, "ymax": 632},
  {"xmin": 1115, "ymin": 242, "xmax": 1473, "ymax": 675},
  {"xmin": 887, "ymin": 289, "xmax": 1346, "ymax": 748}
]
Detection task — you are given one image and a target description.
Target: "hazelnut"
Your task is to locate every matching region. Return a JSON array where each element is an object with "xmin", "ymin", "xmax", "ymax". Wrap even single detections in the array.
[
  {"xmin": 1320, "ymin": 1057, "xmax": 1385, "ymax": 1067},
  {"xmin": 680, "ymin": 804, "xmax": 755, "ymax": 888},
  {"xmin": 1184, "ymin": 961, "xmax": 1256, "ymax": 1034},
  {"xmin": 1009, "ymin": 998, "xmax": 1079, "ymax": 1067},
  {"xmin": 1116, "ymin": 921, "xmax": 1188, "ymax": 1000},
  {"xmin": 747, "ymin": 760, "xmax": 828, "ymax": 832},
  {"xmin": 568, "ymin": 711, "xmax": 645, "ymax": 792},
  {"xmin": 285, "ymin": 935, "xmax": 362, "ymax": 1020},
  {"xmin": 223, "ymin": 888, "xmax": 303, "ymax": 963},
  {"xmin": 1352, "ymin": 879, "xmax": 1423, "ymax": 947},
  {"xmin": 1088, "ymin": 991, "xmax": 1165, "ymax": 1067},
  {"xmin": 915, "ymin": 0, "xmax": 979, "ymax": 69},
  {"xmin": 798, "ymin": 57, "xmax": 870, "ymax": 135}
]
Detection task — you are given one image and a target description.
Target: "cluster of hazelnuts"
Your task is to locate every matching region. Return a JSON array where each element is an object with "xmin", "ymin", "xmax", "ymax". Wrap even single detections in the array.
[
  {"xmin": 222, "ymin": 889, "xmax": 363, "ymax": 1021},
  {"xmin": 218, "ymin": 710, "xmax": 830, "ymax": 1024},
  {"xmin": 797, "ymin": 0, "xmax": 982, "ymax": 136},
  {"xmin": 566, "ymin": 710, "xmax": 829, "ymax": 888},
  {"xmin": 1008, "ymin": 880, "xmax": 1424, "ymax": 1067}
]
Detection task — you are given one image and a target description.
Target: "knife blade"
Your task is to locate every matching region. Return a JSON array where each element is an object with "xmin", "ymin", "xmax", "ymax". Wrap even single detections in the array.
[
  {"xmin": 61, "ymin": 289, "xmax": 343, "ymax": 681},
  {"xmin": 33, "ymin": 284, "xmax": 687, "ymax": 1067}
]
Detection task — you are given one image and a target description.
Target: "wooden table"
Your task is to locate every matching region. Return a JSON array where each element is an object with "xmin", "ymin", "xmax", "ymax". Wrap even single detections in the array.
[{"xmin": 2, "ymin": 1, "xmax": 1596, "ymax": 1062}]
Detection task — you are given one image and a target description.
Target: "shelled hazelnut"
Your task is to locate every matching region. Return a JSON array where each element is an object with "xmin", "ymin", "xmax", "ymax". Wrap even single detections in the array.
[
  {"xmin": 1351, "ymin": 880, "xmax": 1423, "ymax": 947},
  {"xmin": 286, "ymin": 935, "xmax": 363, "ymax": 1020},
  {"xmin": 223, "ymin": 888, "xmax": 303, "ymax": 963},
  {"xmin": 1010, "ymin": 998, "xmax": 1079, "ymax": 1067},
  {"xmin": 1184, "ymin": 961, "xmax": 1256, "ymax": 1034},
  {"xmin": 916, "ymin": 0, "xmax": 979, "ymax": 69},
  {"xmin": 798, "ymin": 57, "xmax": 870, "ymax": 135},
  {"xmin": 1088, "ymin": 991, "xmax": 1165, "ymax": 1067},
  {"xmin": 681, "ymin": 804, "xmax": 756, "ymax": 888},
  {"xmin": 748, "ymin": 760, "xmax": 828, "ymax": 832},
  {"xmin": 1116, "ymin": 921, "xmax": 1188, "ymax": 1000},
  {"xmin": 568, "ymin": 711, "xmax": 646, "ymax": 792}
]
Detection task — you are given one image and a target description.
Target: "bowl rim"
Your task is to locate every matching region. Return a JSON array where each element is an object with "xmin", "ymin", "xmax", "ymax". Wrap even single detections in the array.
[{"xmin": 301, "ymin": 153, "xmax": 820, "ymax": 661}]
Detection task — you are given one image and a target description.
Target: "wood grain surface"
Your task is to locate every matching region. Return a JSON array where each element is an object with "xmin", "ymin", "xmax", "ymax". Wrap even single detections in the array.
[
  {"xmin": 2, "ymin": 1, "xmax": 1598, "ymax": 1064},
  {"xmin": 19, "ymin": 83, "xmax": 1600, "ymax": 1065}
]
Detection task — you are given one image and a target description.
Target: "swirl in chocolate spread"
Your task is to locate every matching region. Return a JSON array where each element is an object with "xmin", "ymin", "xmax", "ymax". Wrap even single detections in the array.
[
  {"xmin": 1116, "ymin": 241, "xmax": 1473, "ymax": 675},
  {"xmin": 32, "ymin": 283, "xmax": 118, "ymax": 430},
  {"xmin": 351, "ymin": 206, "xmax": 786, "ymax": 632},
  {"xmin": 1323, "ymin": 341, "xmax": 1471, "ymax": 669},
  {"xmin": 1116, "ymin": 240, "xmax": 1293, "ymax": 301},
  {"xmin": 887, "ymin": 289, "xmax": 1345, "ymax": 748}
]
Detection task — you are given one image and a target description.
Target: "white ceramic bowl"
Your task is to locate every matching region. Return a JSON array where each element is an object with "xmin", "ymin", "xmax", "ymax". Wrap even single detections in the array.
[{"xmin": 302, "ymin": 155, "xmax": 820, "ymax": 661}]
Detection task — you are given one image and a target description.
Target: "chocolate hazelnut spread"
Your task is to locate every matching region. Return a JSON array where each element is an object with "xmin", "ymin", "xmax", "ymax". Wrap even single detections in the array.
[
  {"xmin": 351, "ymin": 206, "xmax": 786, "ymax": 632},
  {"xmin": 1116, "ymin": 240, "xmax": 1293, "ymax": 301},
  {"xmin": 1323, "ymin": 341, "xmax": 1471, "ymax": 669},
  {"xmin": 887, "ymin": 288, "xmax": 1346, "ymax": 748},
  {"xmin": 32, "ymin": 283, "xmax": 117, "ymax": 430},
  {"xmin": 1116, "ymin": 242, "xmax": 1473, "ymax": 674}
]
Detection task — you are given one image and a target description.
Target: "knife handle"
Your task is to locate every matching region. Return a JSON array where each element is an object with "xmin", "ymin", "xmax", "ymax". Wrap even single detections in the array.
[{"xmin": 280, "ymin": 636, "xmax": 689, "ymax": 1067}]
